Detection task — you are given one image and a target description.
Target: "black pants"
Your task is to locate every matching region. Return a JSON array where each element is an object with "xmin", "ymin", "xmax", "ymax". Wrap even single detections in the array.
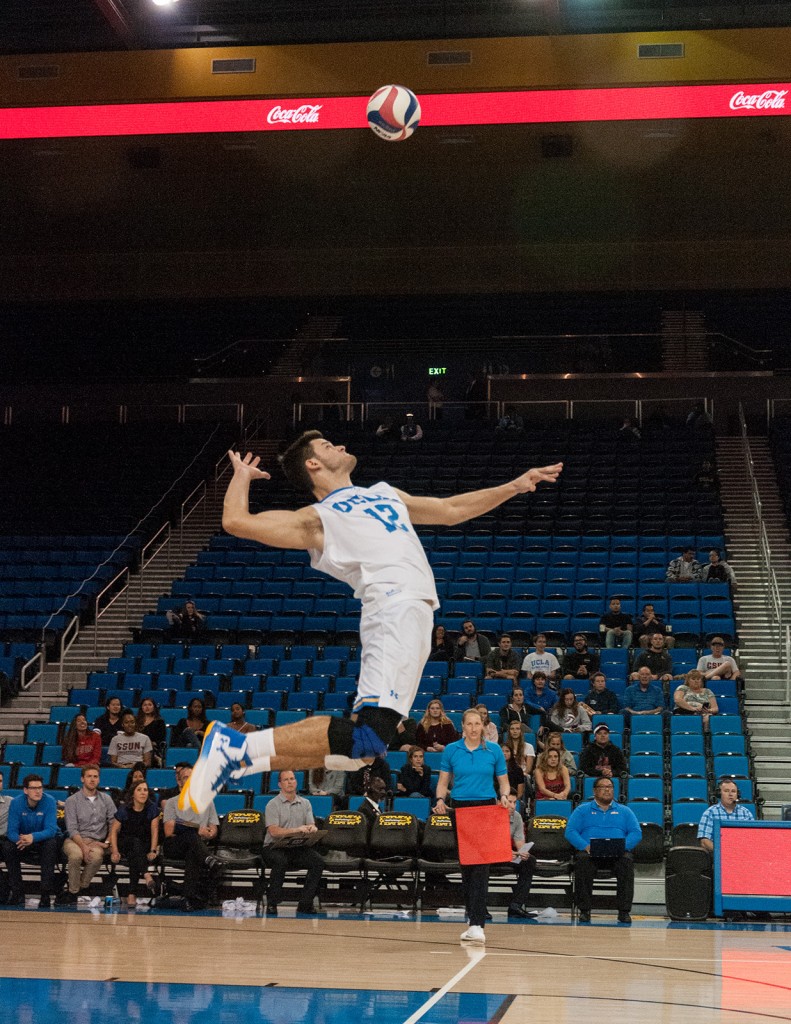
[
  {"xmin": 512, "ymin": 854, "xmax": 536, "ymax": 906},
  {"xmin": 262, "ymin": 847, "xmax": 324, "ymax": 911},
  {"xmin": 164, "ymin": 832, "xmax": 211, "ymax": 902},
  {"xmin": 118, "ymin": 836, "xmax": 152, "ymax": 896},
  {"xmin": 574, "ymin": 851, "xmax": 634, "ymax": 913},
  {"xmin": 0, "ymin": 836, "xmax": 59, "ymax": 897},
  {"xmin": 455, "ymin": 798, "xmax": 499, "ymax": 928}
]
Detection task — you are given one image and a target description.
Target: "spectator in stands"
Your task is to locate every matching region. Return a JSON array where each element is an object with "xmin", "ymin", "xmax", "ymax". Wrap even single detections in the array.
[
  {"xmin": 617, "ymin": 416, "xmax": 640, "ymax": 444},
  {"xmin": 484, "ymin": 634, "xmax": 521, "ymax": 685},
  {"xmin": 426, "ymin": 382, "xmax": 445, "ymax": 420},
  {"xmin": 622, "ymin": 666, "xmax": 666, "ymax": 720},
  {"xmin": 171, "ymin": 697, "xmax": 209, "ymax": 749},
  {"xmin": 92, "ymin": 696, "xmax": 125, "ymax": 750},
  {"xmin": 429, "ymin": 624, "xmax": 454, "ymax": 663},
  {"xmin": 1, "ymin": 774, "xmax": 59, "ymax": 908},
  {"xmin": 136, "ymin": 698, "xmax": 167, "ymax": 766},
  {"xmin": 549, "ymin": 688, "xmax": 592, "ymax": 734},
  {"xmin": 109, "ymin": 711, "xmax": 153, "ymax": 769},
  {"xmin": 579, "ymin": 672, "xmax": 621, "ymax": 717},
  {"xmin": 416, "ymin": 699, "xmax": 459, "ymax": 752},
  {"xmin": 505, "ymin": 790, "xmax": 536, "ymax": 919},
  {"xmin": 397, "ymin": 746, "xmax": 434, "ymax": 799},
  {"xmin": 61, "ymin": 713, "xmax": 102, "ymax": 767},
  {"xmin": 262, "ymin": 770, "xmax": 325, "ymax": 916},
  {"xmin": 504, "ymin": 719, "xmax": 536, "ymax": 776},
  {"xmin": 0, "ymin": 774, "xmax": 10, "ymax": 903},
  {"xmin": 701, "ymin": 549, "xmax": 737, "ymax": 588},
  {"xmin": 501, "ymin": 745, "xmax": 525, "ymax": 802},
  {"xmin": 454, "ymin": 620, "xmax": 492, "ymax": 662},
  {"xmin": 631, "ymin": 632, "xmax": 674, "ymax": 683},
  {"xmin": 109, "ymin": 778, "xmax": 160, "ymax": 908},
  {"xmin": 162, "ymin": 767, "xmax": 221, "ymax": 912},
  {"xmin": 389, "ymin": 716, "xmax": 418, "ymax": 752},
  {"xmin": 475, "ymin": 704, "xmax": 499, "ymax": 744},
  {"xmin": 308, "ymin": 767, "xmax": 347, "ymax": 804},
  {"xmin": 599, "ymin": 598, "xmax": 633, "ymax": 649},
  {"xmin": 544, "ymin": 732, "xmax": 577, "ymax": 773},
  {"xmin": 521, "ymin": 633, "xmax": 560, "ymax": 686},
  {"xmin": 496, "ymin": 406, "xmax": 525, "ymax": 435},
  {"xmin": 686, "ymin": 402, "xmax": 713, "ymax": 432},
  {"xmin": 696, "ymin": 459, "xmax": 719, "ymax": 492},
  {"xmin": 561, "ymin": 635, "xmax": 600, "ymax": 681},
  {"xmin": 227, "ymin": 702, "xmax": 256, "ymax": 735},
  {"xmin": 374, "ymin": 416, "xmax": 397, "ymax": 443},
  {"xmin": 673, "ymin": 669, "xmax": 719, "ymax": 728},
  {"xmin": 666, "ymin": 547, "xmax": 702, "ymax": 583},
  {"xmin": 698, "ymin": 780, "xmax": 754, "ymax": 856},
  {"xmin": 565, "ymin": 778, "xmax": 641, "ymax": 924},
  {"xmin": 400, "ymin": 412, "xmax": 423, "ymax": 442},
  {"xmin": 633, "ymin": 603, "xmax": 674, "ymax": 650},
  {"xmin": 358, "ymin": 775, "xmax": 388, "ymax": 823},
  {"xmin": 347, "ymin": 757, "xmax": 392, "ymax": 797},
  {"xmin": 166, "ymin": 600, "xmax": 206, "ymax": 639},
  {"xmin": 122, "ymin": 763, "xmax": 148, "ymax": 799},
  {"xmin": 158, "ymin": 762, "xmax": 193, "ymax": 802},
  {"xmin": 697, "ymin": 638, "xmax": 742, "ymax": 682},
  {"xmin": 58, "ymin": 764, "xmax": 116, "ymax": 905},
  {"xmin": 524, "ymin": 672, "xmax": 556, "ymax": 720},
  {"xmin": 533, "ymin": 749, "xmax": 571, "ymax": 801},
  {"xmin": 579, "ymin": 724, "xmax": 626, "ymax": 780},
  {"xmin": 499, "ymin": 686, "xmax": 532, "ymax": 734}
]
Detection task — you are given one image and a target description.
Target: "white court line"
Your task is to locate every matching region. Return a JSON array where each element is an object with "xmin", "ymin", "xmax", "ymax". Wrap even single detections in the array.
[
  {"xmin": 402, "ymin": 946, "xmax": 486, "ymax": 1024},
  {"xmin": 428, "ymin": 952, "xmax": 791, "ymax": 964}
]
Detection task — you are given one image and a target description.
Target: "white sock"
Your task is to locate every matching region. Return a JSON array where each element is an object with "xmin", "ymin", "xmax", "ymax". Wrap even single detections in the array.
[
  {"xmin": 231, "ymin": 754, "xmax": 271, "ymax": 779},
  {"xmin": 229, "ymin": 729, "xmax": 275, "ymax": 778}
]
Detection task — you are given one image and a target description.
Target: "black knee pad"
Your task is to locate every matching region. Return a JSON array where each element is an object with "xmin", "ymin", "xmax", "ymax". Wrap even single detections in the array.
[{"xmin": 357, "ymin": 706, "xmax": 402, "ymax": 746}]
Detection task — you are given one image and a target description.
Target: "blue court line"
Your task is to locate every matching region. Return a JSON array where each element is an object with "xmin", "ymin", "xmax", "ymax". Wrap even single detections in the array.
[{"xmin": 0, "ymin": 978, "xmax": 509, "ymax": 1024}]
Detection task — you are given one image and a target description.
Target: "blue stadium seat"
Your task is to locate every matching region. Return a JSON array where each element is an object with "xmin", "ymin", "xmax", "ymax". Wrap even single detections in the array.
[
  {"xmin": 630, "ymin": 734, "xmax": 663, "ymax": 756},
  {"xmin": 628, "ymin": 755, "xmax": 664, "ymax": 778},
  {"xmin": 672, "ymin": 777, "xmax": 708, "ymax": 803},
  {"xmin": 627, "ymin": 778, "xmax": 664, "ymax": 802},
  {"xmin": 671, "ymin": 803, "xmax": 706, "ymax": 828},
  {"xmin": 713, "ymin": 754, "xmax": 750, "ymax": 780},
  {"xmin": 628, "ymin": 802, "xmax": 664, "ymax": 827},
  {"xmin": 534, "ymin": 799, "xmax": 572, "ymax": 819},
  {"xmin": 671, "ymin": 755, "xmax": 706, "ymax": 778},
  {"xmin": 392, "ymin": 797, "xmax": 431, "ymax": 819},
  {"xmin": 24, "ymin": 723, "xmax": 58, "ymax": 745},
  {"xmin": 709, "ymin": 715, "xmax": 744, "ymax": 736},
  {"xmin": 214, "ymin": 793, "xmax": 248, "ymax": 816},
  {"xmin": 670, "ymin": 715, "xmax": 703, "ymax": 734}
]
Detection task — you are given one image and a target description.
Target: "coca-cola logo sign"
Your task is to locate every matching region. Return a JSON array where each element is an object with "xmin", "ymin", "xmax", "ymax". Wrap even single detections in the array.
[
  {"xmin": 266, "ymin": 104, "xmax": 323, "ymax": 125},
  {"xmin": 729, "ymin": 89, "xmax": 787, "ymax": 111}
]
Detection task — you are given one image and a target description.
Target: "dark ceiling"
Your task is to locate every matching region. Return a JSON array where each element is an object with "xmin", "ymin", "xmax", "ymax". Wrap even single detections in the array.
[{"xmin": 4, "ymin": 0, "xmax": 791, "ymax": 55}]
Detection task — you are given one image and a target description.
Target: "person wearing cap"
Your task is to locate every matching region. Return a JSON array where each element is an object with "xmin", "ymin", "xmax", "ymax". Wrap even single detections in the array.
[
  {"xmin": 697, "ymin": 639, "xmax": 741, "ymax": 681},
  {"xmin": 579, "ymin": 724, "xmax": 626, "ymax": 780},
  {"xmin": 666, "ymin": 547, "xmax": 702, "ymax": 583},
  {"xmin": 400, "ymin": 412, "xmax": 423, "ymax": 442}
]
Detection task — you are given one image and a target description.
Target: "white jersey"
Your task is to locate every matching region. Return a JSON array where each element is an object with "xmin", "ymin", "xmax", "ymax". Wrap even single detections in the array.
[
  {"xmin": 309, "ymin": 482, "xmax": 439, "ymax": 611},
  {"xmin": 521, "ymin": 651, "xmax": 560, "ymax": 677}
]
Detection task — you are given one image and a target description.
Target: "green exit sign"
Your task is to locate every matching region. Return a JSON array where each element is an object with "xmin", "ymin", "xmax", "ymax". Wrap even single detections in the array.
[{"xmin": 428, "ymin": 367, "xmax": 447, "ymax": 375}]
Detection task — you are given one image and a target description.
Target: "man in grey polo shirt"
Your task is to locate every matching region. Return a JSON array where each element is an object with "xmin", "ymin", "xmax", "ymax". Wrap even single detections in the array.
[
  {"xmin": 162, "ymin": 766, "xmax": 220, "ymax": 911},
  {"xmin": 263, "ymin": 770, "xmax": 324, "ymax": 916},
  {"xmin": 57, "ymin": 764, "xmax": 116, "ymax": 905}
]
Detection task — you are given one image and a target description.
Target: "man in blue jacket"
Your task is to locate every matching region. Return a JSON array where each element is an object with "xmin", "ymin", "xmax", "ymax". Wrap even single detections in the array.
[
  {"xmin": 0, "ymin": 773, "xmax": 60, "ymax": 908},
  {"xmin": 565, "ymin": 777, "xmax": 642, "ymax": 924}
]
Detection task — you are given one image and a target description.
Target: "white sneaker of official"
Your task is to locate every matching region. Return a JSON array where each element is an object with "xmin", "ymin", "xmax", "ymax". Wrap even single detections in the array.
[{"xmin": 460, "ymin": 925, "xmax": 486, "ymax": 944}]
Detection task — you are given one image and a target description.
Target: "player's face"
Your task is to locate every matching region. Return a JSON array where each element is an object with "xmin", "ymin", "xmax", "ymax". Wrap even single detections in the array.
[{"xmin": 309, "ymin": 438, "xmax": 357, "ymax": 475}]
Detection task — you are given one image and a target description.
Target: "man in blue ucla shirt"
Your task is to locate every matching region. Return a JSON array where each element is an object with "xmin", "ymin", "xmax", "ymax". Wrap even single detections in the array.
[
  {"xmin": 1, "ymin": 773, "xmax": 60, "ymax": 908},
  {"xmin": 565, "ymin": 777, "xmax": 642, "ymax": 924}
]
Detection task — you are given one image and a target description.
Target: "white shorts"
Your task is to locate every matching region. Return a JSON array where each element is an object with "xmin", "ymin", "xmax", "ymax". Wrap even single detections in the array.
[{"xmin": 353, "ymin": 598, "xmax": 433, "ymax": 718}]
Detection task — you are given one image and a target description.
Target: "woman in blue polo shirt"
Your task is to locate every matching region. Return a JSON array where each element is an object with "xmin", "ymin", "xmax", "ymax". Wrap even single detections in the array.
[{"xmin": 434, "ymin": 707, "xmax": 509, "ymax": 944}]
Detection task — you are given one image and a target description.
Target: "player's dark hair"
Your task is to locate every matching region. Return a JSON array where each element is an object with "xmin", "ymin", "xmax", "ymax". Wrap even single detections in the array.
[{"xmin": 279, "ymin": 430, "xmax": 324, "ymax": 494}]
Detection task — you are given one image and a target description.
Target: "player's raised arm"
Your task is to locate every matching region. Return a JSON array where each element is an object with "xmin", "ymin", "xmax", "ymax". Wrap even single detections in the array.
[
  {"xmin": 221, "ymin": 450, "xmax": 322, "ymax": 551},
  {"xmin": 396, "ymin": 462, "xmax": 563, "ymax": 526}
]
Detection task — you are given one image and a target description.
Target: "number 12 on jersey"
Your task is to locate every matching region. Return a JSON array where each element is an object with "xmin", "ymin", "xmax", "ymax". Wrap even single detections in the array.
[{"xmin": 363, "ymin": 504, "xmax": 409, "ymax": 533}]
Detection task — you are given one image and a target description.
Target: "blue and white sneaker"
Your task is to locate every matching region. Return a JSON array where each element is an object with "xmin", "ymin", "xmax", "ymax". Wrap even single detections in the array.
[{"xmin": 178, "ymin": 721, "xmax": 250, "ymax": 814}]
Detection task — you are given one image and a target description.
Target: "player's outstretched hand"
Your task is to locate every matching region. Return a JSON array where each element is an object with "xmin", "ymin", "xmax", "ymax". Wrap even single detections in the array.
[
  {"xmin": 512, "ymin": 462, "xmax": 563, "ymax": 494},
  {"xmin": 228, "ymin": 450, "xmax": 271, "ymax": 481}
]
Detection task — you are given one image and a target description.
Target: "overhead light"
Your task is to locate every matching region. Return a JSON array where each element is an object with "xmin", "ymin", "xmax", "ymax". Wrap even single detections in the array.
[{"xmin": 151, "ymin": 0, "xmax": 180, "ymax": 6}]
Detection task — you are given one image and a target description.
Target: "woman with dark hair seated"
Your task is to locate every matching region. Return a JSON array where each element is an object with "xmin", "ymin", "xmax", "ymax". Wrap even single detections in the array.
[
  {"xmin": 61, "ymin": 714, "xmax": 102, "ymax": 767},
  {"xmin": 136, "ymin": 698, "xmax": 167, "ymax": 766},
  {"xmin": 548, "ymin": 688, "xmax": 592, "ymax": 734},
  {"xmin": 92, "ymin": 695, "xmax": 126, "ymax": 750},
  {"xmin": 166, "ymin": 600, "xmax": 206, "ymax": 638},
  {"xmin": 109, "ymin": 778, "xmax": 160, "ymax": 908},
  {"xmin": 429, "ymin": 624, "xmax": 454, "ymax": 662},
  {"xmin": 397, "ymin": 746, "xmax": 434, "ymax": 799},
  {"xmin": 171, "ymin": 698, "xmax": 209, "ymax": 749},
  {"xmin": 122, "ymin": 762, "xmax": 148, "ymax": 799}
]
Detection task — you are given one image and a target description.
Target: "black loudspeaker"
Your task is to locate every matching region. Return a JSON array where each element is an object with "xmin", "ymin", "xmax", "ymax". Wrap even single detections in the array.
[{"xmin": 665, "ymin": 846, "xmax": 712, "ymax": 921}]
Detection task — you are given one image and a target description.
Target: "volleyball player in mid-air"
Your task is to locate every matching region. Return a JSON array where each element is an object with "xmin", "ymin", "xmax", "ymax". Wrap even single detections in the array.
[{"xmin": 180, "ymin": 431, "xmax": 562, "ymax": 814}]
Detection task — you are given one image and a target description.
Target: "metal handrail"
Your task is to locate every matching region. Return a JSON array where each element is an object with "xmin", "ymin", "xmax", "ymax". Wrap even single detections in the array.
[
  {"xmin": 786, "ymin": 624, "xmax": 791, "ymax": 708},
  {"xmin": 141, "ymin": 521, "xmax": 171, "ymax": 572},
  {"xmin": 19, "ymin": 650, "xmax": 43, "ymax": 692},
  {"xmin": 180, "ymin": 480, "xmax": 207, "ymax": 552},
  {"xmin": 93, "ymin": 566, "xmax": 131, "ymax": 656},
  {"xmin": 56, "ymin": 614, "xmax": 81, "ymax": 700}
]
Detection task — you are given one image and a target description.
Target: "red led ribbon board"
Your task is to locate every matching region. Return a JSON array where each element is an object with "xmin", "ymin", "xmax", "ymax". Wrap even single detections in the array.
[
  {"xmin": 720, "ymin": 827, "xmax": 791, "ymax": 897},
  {"xmin": 0, "ymin": 83, "xmax": 789, "ymax": 140}
]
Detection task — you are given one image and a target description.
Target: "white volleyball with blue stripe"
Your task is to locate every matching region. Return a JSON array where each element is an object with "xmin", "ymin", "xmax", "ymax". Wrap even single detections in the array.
[{"xmin": 366, "ymin": 84, "xmax": 421, "ymax": 141}]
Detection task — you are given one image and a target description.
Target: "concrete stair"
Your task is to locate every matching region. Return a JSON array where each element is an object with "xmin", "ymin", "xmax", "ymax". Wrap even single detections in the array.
[
  {"xmin": 0, "ymin": 488, "xmax": 227, "ymax": 743},
  {"xmin": 716, "ymin": 435, "xmax": 791, "ymax": 819}
]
